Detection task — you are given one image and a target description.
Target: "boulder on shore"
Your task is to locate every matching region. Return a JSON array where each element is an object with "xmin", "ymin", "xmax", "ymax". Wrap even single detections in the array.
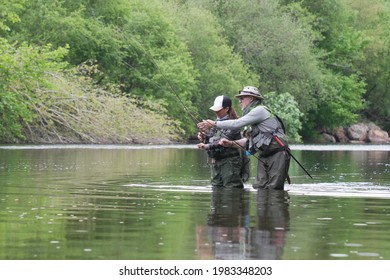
[
  {"xmin": 324, "ymin": 122, "xmax": 389, "ymax": 144},
  {"xmin": 368, "ymin": 129, "xmax": 389, "ymax": 143},
  {"xmin": 333, "ymin": 126, "xmax": 349, "ymax": 143},
  {"xmin": 347, "ymin": 123, "xmax": 369, "ymax": 142}
]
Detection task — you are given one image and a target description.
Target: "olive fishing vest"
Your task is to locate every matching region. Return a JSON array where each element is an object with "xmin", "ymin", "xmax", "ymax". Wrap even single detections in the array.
[{"xmin": 206, "ymin": 117, "xmax": 241, "ymax": 159}]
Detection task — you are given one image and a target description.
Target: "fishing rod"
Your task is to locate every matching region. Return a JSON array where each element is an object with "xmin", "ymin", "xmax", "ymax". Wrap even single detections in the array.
[
  {"xmin": 129, "ymin": 39, "xmax": 311, "ymax": 181},
  {"xmin": 273, "ymin": 135, "xmax": 313, "ymax": 179},
  {"xmin": 129, "ymin": 42, "xmax": 243, "ymax": 151},
  {"xmin": 257, "ymin": 106, "xmax": 314, "ymax": 179},
  {"xmin": 130, "ymin": 40, "xmax": 256, "ymax": 157},
  {"xmin": 198, "ymin": 109, "xmax": 314, "ymax": 180}
]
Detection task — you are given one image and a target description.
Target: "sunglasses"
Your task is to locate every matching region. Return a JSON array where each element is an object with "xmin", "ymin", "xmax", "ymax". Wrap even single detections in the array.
[{"xmin": 238, "ymin": 96, "xmax": 251, "ymax": 102}]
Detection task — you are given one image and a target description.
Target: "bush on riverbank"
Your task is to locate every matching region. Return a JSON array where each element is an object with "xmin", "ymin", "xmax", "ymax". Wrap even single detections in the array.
[
  {"xmin": 0, "ymin": 40, "xmax": 183, "ymax": 144},
  {"xmin": 23, "ymin": 70, "xmax": 183, "ymax": 144}
]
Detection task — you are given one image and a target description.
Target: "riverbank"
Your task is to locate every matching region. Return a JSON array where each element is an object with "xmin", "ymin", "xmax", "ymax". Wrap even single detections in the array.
[
  {"xmin": 3, "ymin": 121, "xmax": 388, "ymax": 146},
  {"xmin": 319, "ymin": 122, "xmax": 389, "ymax": 144}
]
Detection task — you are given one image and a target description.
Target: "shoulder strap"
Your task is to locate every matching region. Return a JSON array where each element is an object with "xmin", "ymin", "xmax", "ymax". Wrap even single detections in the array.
[
  {"xmin": 263, "ymin": 106, "xmax": 286, "ymax": 134},
  {"xmin": 275, "ymin": 115, "xmax": 286, "ymax": 134}
]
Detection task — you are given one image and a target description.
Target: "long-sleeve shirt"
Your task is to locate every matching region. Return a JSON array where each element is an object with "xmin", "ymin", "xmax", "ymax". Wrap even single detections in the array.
[{"xmin": 215, "ymin": 105, "xmax": 285, "ymax": 151}]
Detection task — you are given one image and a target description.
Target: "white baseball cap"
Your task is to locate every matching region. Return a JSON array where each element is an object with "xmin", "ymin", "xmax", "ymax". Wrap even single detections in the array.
[{"xmin": 209, "ymin": 95, "xmax": 232, "ymax": 111}]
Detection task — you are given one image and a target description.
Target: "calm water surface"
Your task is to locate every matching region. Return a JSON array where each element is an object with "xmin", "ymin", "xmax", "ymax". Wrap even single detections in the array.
[{"xmin": 0, "ymin": 144, "xmax": 389, "ymax": 260}]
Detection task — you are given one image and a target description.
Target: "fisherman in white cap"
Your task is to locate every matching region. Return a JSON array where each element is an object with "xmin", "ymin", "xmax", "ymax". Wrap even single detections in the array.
[{"xmin": 197, "ymin": 95, "xmax": 246, "ymax": 188}]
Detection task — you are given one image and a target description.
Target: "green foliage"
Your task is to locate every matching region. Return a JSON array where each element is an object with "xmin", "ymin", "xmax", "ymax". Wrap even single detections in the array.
[
  {"xmin": 9, "ymin": 0, "xmax": 125, "ymax": 77},
  {"xmin": 164, "ymin": 1, "xmax": 258, "ymax": 119},
  {"xmin": 193, "ymin": 0, "xmax": 326, "ymax": 127},
  {"xmin": 0, "ymin": 39, "xmax": 68, "ymax": 142},
  {"xmin": 0, "ymin": 0, "xmax": 25, "ymax": 33},
  {"xmin": 9, "ymin": 0, "xmax": 199, "ymax": 135},
  {"xmin": 120, "ymin": 0, "xmax": 198, "ymax": 134},
  {"xmin": 1, "ymin": 0, "xmax": 390, "ymax": 143},
  {"xmin": 203, "ymin": 0, "xmax": 369, "ymax": 137},
  {"xmin": 264, "ymin": 92, "xmax": 303, "ymax": 143},
  {"xmin": 315, "ymin": 73, "xmax": 366, "ymax": 128},
  {"xmin": 293, "ymin": 0, "xmax": 367, "ymax": 70},
  {"xmin": 27, "ymin": 69, "xmax": 184, "ymax": 144},
  {"xmin": 1, "ymin": 20, "xmax": 183, "ymax": 143},
  {"xmin": 279, "ymin": 0, "xmax": 367, "ymax": 129},
  {"xmin": 345, "ymin": 0, "xmax": 390, "ymax": 131}
]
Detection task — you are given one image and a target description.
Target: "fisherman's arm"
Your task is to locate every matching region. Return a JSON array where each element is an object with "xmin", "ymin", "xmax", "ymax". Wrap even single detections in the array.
[
  {"xmin": 197, "ymin": 107, "xmax": 269, "ymax": 130},
  {"xmin": 219, "ymin": 137, "xmax": 247, "ymax": 149}
]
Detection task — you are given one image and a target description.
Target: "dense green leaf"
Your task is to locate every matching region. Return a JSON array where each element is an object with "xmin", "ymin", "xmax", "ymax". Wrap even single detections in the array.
[{"xmin": 1, "ymin": 0, "xmax": 390, "ymax": 143}]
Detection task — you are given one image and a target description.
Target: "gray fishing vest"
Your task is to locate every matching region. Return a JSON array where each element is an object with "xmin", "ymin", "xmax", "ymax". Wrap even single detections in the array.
[{"xmin": 245, "ymin": 104, "xmax": 285, "ymax": 153}]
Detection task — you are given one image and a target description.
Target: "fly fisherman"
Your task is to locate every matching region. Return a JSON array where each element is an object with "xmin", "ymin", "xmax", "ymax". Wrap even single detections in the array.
[
  {"xmin": 197, "ymin": 95, "xmax": 245, "ymax": 188},
  {"xmin": 198, "ymin": 86, "xmax": 290, "ymax": 190}
]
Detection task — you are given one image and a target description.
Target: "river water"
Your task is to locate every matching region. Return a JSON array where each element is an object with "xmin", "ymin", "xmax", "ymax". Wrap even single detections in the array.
[{"xmin": 0, "ymin": 144, "xmax": 389, "ymax": 260}]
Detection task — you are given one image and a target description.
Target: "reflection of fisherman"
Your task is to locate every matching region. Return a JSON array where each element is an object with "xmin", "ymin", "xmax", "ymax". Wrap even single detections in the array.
[
  {"xmin": 249, "ymin": 190, "xmax": 290, "ymax": 259},
  {"xmin": 196, "ymin": 188, "xmax": 250, "ymax": 259},
  {"xmin": 196, "ymin": 188, "xmax": 289, "ymax": 260},
  {"xmin": 198, "ymin": 86, "xmax": 290, "ymax": 190},
  {"xmin": 197, "ymin": 95, "xmax": 247, "ymax": 188}
]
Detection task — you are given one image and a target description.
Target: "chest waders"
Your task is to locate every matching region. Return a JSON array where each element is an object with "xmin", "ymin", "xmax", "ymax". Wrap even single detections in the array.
[
  {"xmin": 206, "ymin": 121, "xmax": 246, "ymax": 187},
  {"xmin": 244, "ymin": 102, "xmax": 292, "ymax": 184}
]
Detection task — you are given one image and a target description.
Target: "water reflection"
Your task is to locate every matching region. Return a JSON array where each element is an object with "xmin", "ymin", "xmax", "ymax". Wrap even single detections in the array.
[
  {"xmin": 197, "ymin": 188, "xmax": 250, "ymax": 259},
  {"xmin": 249, "ymin": 190, "xmax": 290, "ymax": 259},
  {"xmin": 197, "ymin": 188, "xmax": 290, "ymax": 260},
  {"xmin": 1, "ymin": 145, "xmax": 390, "ymax": 260}
]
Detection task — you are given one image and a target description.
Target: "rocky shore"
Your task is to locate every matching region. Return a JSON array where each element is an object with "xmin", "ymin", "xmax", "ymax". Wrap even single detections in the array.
[{"xmin": 320, "ymin": 122, "xmax": 390, "ymax": 144}]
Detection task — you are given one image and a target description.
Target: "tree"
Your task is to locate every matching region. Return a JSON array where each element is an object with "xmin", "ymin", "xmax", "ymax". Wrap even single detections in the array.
[
  {"xmin": 1, "ymin": 0, "xmax": 186, "ymax": 143},
  {"xmin": 191, "ymin": 0, "xmax": 325, "ymax": 134},
  {"xmin": 0, "ymin": 0, "xmax": 25, "ymax": 34},
  {"xmin": 164, "ymin": 1, "xmax": 258, "ymax": 119},
  {"xmin": 345, "ymin": 0, "xmax": 390, "ymax": 131},
  {"xmin": 280, "ymin": 0, "xmax": 367, "ymax": 137},
  {"xmin": 0, "ymin": 40, "xmax": 68, "ymax": 142},
  {"xmin": 10, "ymin": 0, "xmax": 199, "ymax": 135},
  {"xmin": 202, "ymin": 0, "xmax": 367, "ymax": 139},
  {"xmin": 264, "ymin": 92, "xmax": 303, "ymax": 142},
  {"xmin": 3, "ymin": 0, "xmax": 387, "ymax": 143}
]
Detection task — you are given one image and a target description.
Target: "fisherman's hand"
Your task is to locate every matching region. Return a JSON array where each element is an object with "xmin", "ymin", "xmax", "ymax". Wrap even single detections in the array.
[
  {"xmin": 197, "ymin": 143, "xmax": 207, "ymax": 150},
  {"xmin": 197, "ymin": 120, "xmax": 215, "ymax": 131},
  {"xmin": 218, "ymin": 138, "xmax": 234, "ymax": 148},
  {"xmin": 197, "ymin": 132, "xmax": 205, "ymax": 142},
  {"xmin": 242, "ymin": 127, "xmax": 251, "ymax": 138}
]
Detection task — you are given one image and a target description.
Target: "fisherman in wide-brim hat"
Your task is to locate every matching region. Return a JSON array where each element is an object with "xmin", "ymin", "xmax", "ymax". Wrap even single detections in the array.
[{"xmin": 235, "ymin": 86, "xmax": 264, "ymax": 100}]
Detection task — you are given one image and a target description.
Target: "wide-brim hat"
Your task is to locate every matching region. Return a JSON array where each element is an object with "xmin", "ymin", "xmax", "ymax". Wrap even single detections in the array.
[
  {"xmin": 209, "ymin": 95, "xmax": 232, "ymax": 111},
  {"xmin": 235, "ymin": 86, "xmax": 263, "ymax": 100}
]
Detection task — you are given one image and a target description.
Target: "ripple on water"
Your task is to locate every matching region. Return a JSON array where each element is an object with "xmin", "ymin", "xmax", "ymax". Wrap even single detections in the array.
[
  {"xmin": 329, "ymin": 253, "xmax": 349, "ymax": 258},
  {"xmin": 344, "ymin": 243, "xmax": 363, "ymax": 247},
  {"xmin": 356, "ymin": 252, "xmax": 380, "ymax": 257},
  {"xmin": 353, "ymin": 223, "xmax": 368, "ymax": 226}
]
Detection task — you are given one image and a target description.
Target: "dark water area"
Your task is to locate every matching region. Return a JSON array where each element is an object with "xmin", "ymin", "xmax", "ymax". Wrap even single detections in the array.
[{"xmin": 0, "ymin": 144, "xmax": 389, "ymax": 260}]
